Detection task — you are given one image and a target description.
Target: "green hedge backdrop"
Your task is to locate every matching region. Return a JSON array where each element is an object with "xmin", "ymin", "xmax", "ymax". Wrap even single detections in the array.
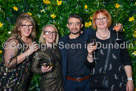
[{"xmin": 0, "ymin": 0, "xmax": 136, "ymax": 90}]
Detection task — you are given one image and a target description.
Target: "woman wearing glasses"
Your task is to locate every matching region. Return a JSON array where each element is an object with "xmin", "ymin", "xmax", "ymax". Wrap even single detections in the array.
[
  {"xmin": 0, "ymin": 13, "xmax": 38, "ymax": 90},
  {"xmin": 31, "ymin": 24, "xmax": 63, "ymax": 91},
  {"xmin": 87, "ymin": 9, "xmax": 134, "ymax": 91}
]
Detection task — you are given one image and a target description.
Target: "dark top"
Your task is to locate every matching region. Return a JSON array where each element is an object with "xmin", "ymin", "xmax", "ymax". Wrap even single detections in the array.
[
  {"xmin": 59, "ymin": 28, "xmax": 95, "ymax": 84},
  {"xmin": 0, "ymin": 35, "xmax": 32, "ymax": 91},
  {"xmin": 87, "ymin": 31, "xmax": 131, "ymax": 91},
  {"xmin": 67, "ymin": 36, "xmax": 89, "ymax": 77},
  {"xmin": 31, "ymin": 46, "xmax": 63, "ymax": 91}
]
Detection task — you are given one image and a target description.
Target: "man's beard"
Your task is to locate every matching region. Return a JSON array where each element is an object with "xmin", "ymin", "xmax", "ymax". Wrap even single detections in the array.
[{"xmin": 70, "ymin": 28, "xmax": 80, "ymax": 35}]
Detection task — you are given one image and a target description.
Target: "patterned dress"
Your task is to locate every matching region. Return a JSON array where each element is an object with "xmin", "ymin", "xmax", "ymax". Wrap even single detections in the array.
[
  {"xmin": 0, "ymin": 35, "xmax": 32, "ymax": 91},
  {"xmin": 87, "ymin": 31, "xmax": 131, "ymax": 91}
]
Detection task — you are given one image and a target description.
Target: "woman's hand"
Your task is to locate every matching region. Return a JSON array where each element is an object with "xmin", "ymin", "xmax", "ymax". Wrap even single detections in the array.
[
  {"xmin": 87, "ymin": 43, "xmax": 97, "ymax": 54},
  {"xmin": 87, "ymin": 43, "xmax": 97, "ymax": 63},
  {"xmin": 41, "ymin": 65, "xmax": 53, "ymax": 73},
  {"xmin": 126, "ymin": 80, "xmax": 134, "ymax": 91},
  {"xmin": 26, "ymin": 41, "xmax": 39, "ymax": 56},
  {"xmin": 29, "ymin": 41, "xmax": 39, "ymax": 52}
]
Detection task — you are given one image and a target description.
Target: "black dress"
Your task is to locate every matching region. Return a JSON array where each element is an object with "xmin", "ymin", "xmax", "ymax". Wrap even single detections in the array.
[
  {"xmin": 0, "ymin": 35, "xmax": 32, "ymax": 91},
  {"xmin": 87, "ymin": 31, "xmax": 131, "ymax": 91},
  {"xmin": 31, "ymin": 45, "xmax": 63, "ymax": 91}
]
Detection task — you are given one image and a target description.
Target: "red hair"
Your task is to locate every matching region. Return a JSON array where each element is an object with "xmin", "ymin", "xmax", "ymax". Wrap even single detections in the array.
[{"xmin": 92, "ymin": 9, "xmax": 112, "ymax": 29}]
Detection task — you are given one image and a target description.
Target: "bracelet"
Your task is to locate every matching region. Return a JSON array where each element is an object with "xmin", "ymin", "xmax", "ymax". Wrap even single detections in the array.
[
  {"xmin": 127, "ymin": 77, "xmax": 133, "ymax": 80},
  {"xmin": 88, "ymin": 55, "xmax": 93, "ymax": 58},
  {"xmin": 25, "ymin": 52, "xmax": 28, "ymax": 59}
]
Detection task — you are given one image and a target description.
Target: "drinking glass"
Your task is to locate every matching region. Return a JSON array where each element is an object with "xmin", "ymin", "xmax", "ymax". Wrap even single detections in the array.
[
  {"xmin": 114, "ymin": 21, "xmax": 121, "ymax": 41},
  {"xmin": 40, "ymin": 59, "xmax": 54, "ymax": 67},
  {"xmin": 91, "ymin": 39, "xmax": 97, "ymax": 60}
]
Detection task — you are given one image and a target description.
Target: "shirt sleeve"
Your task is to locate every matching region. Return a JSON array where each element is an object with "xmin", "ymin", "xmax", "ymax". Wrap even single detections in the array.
[
  {"xmin": 31, "ymin": 51, "xmax": 43, "ymax": 74},
  {"xmin": 120, "ymin": 44, "xmax": 132, "ymax": 66},
  {"xmin": 120, "ymin": 35, "xmax": 132, "ymax": 66},
  {"xmin": 109, "ymin": 25, "xmax": 114, "ymax": 31},
  {"xmin": 85, "ymin": 59, "xmax": 95, "ymax": 70},
  {"xmin": 83, "ymin": 28, "xmax": 95, "ymax": 38}
]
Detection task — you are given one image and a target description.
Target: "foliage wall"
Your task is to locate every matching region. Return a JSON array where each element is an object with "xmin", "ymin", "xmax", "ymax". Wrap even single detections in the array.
[{"xmin": 0, "ymin": 0, "xmax": 136, "ymax": 90}]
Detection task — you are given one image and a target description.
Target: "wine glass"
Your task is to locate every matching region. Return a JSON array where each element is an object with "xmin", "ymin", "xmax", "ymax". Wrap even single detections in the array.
[
  {"xmin": 40, "ymin": 59, "xmax": 54, "ymax": 67},
  {"xmin": 114, "ymin": 21, "xmax": 121, "ymax": 41},
  {"xmin": 48, "ymin": 59, "xmax": 54, "ymax": 67},
  {"xmin": 91, "ymin": 39, "xmax": 97, "ymax": 60}
]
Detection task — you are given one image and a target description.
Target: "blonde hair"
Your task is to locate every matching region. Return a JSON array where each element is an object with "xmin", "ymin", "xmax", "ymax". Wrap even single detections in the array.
[
  {"xmin": 39, "ymin": 24, "xmax": 59, "ymax": 45},
  {"xmin": 13, "ymin": 13, "xmax": 36, "ymax": 39},
  {"xmin": 92, "ymin": 9, "xmax": 112, "ymax": 29}
]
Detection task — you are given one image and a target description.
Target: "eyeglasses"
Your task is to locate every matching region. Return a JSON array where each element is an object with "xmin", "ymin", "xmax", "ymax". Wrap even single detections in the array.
[
  {"xmin": 44, "ymin": 31, "xmax": 57, "ymax": 35},
  {"xmin": 95, "ymin": 17, "xmax": 107, "ymax": 22},
  {"xmin": 68, "ymin": 22, "xmax": 81, "ymax": 26},
  {"xmin": 21, "ymin": 24, "xmax": 33, "ymax": 29}
]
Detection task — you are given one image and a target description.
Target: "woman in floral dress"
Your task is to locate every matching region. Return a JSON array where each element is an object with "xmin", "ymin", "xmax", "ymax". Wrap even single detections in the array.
[{"xmin": 0, "ymin": 13, "xmax": 38, "ymax": 91}]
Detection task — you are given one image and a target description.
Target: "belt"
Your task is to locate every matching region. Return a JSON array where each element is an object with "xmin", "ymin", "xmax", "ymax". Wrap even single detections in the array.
[{"xmin": 66, "ymin": 75, "xmax": 90, "ymax": 82}]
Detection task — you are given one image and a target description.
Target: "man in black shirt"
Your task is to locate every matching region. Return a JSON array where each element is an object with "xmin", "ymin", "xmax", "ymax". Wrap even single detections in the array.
[
  {"xmin": 59, "ymin": 14, "xmax": 94, "ymax": 91},
  {"xmin": 59, "ymin": 14, "xmax": 122, "ymax": 91}
]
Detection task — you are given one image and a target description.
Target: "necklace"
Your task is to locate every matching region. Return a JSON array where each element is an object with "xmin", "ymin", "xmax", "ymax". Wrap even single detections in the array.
[{"xmin": 96, "ymin": 31, "xmax": 110, "ymax": 39}]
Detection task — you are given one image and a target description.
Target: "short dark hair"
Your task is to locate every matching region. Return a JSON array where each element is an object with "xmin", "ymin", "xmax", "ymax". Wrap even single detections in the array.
[{"xmin": 67, "ymin": 14, "xmax": 82, "ymax": 23}]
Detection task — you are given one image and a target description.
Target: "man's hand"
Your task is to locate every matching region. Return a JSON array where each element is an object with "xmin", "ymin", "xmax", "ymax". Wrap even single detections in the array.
[{"xmin": 113, "ymin": 23, "xmax": 123, "ymax": 32}]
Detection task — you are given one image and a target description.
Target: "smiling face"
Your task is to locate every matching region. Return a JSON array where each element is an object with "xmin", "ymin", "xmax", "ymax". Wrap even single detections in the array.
[
  {"xmin": 67, "ymin": 18, "xmax": 83, "ymax": 35},
  {"xmin": 19, "ymin": 20, "xmax": 33, "ymax": 38},
  {"xmin": 95, "ymin": 13, "xmax": 108, "ymax": 30},
  {"xmin": 43, "ymin": 26, "xmax": 56, "ymax": 44},
  {"xmin": 92, "ymin": 9, "xmax": 112, "ymax": 29}
]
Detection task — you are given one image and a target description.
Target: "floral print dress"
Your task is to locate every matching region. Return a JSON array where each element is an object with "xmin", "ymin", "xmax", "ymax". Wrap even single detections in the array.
[{"xmin": 0, "ymin": 35, "xmax": 32, "ymax": 91}]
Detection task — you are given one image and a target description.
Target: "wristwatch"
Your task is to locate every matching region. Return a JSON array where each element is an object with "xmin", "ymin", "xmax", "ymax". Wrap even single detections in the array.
[{"xmin": 127, "ymin": 77, "xmax": 133, "ymax": 80}]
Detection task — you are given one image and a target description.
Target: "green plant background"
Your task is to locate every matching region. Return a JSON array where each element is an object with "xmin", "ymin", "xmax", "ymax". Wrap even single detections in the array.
[{"xmin": 0, "ymin": 0, "xmax": 136, "ymax": 90}]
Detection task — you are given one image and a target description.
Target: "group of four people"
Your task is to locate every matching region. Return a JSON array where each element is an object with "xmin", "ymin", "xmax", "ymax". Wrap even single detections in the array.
[{"xmin": 0, "ymin": 9, "xmax": 134, "ymax": 91}]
